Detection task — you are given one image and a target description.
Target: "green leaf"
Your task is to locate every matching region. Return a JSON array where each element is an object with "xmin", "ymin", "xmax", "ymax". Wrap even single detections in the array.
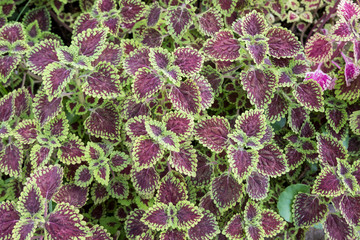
[{"xmin": 277, "ymin": 184, "xmax": 310, "ymax": 222}]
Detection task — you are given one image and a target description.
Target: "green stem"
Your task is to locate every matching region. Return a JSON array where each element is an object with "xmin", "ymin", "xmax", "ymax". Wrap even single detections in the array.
[
  {"xmin": 16, "ymin": 0, "xmax": 31, "ymax": 21},
  {"xmin": 74, "ymin": 73, "xmax": 85, "ymax": 105}
]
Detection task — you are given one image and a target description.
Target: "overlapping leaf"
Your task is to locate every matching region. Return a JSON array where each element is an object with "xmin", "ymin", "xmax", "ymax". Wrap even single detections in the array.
[
  {"xmin": 211, "ymin": 174, "xmax": 242, "ymax": 211},
  {"xmin": 203, "ymin": 30, "xmax": 240, "ymax": 61},
  {"xmin": 294, "ymin": 79, "xmax": 324, "ymax": 112},
  {"xmin": 166, "ymin": 5, "xmax": 193, "ymax": 40},
  {"xmin": 266, "ymin": 27, "xmax": 302, "ymax": 58}
]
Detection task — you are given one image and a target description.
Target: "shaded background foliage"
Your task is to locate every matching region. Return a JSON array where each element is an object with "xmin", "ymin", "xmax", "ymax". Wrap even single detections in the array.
[{"xmin": 0, "ymin": 0, "xmax": 360, "ymax": 239}]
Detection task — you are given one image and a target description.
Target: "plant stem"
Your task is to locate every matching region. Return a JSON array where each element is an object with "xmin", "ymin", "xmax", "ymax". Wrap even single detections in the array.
[{"xmin": 16, "ymin": 0, "xmax": 31, "ymax": 21}]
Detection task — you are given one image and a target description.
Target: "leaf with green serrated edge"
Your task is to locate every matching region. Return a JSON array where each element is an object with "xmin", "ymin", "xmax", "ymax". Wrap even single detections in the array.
[
  {"xmin": 91, "ymin": 182, "xmax": 109, "ymax": 204},
  {"xmin": 132, "ymin": 136, "xmax": 164, "ymax": 170},
  {"xmin": 335, "ymin": 69, "xmax": 360, "ymax": 102},
  {"xmin": 242, "ymin": 10, "xmax": 267, "ymax": 36},
  {"xmin": 17, "ymin": 183, "xmax": 44, "ymax": 217},
  {"xmin": 266, "ymin": 26, "xmax": 302, "ymax": 58},
  {"xmin": 45, "ymin": 203, "xmax": 90, "ymax": 239},
  {"xmin": 12, "ymin": 219, "xmax": 37, "ymax": 240},
  {"xmin": 107, "ymin": 177, "xmax": 129, "ymax": 199},
  {"xmin": 72, "ymin": 28, "xmax": 107, "ymax": 60},
  {"xmin": 156, "ymin": 173, "xmax": 188, "ymax": 205},
  {"xmin": 166, "ymin": 5, "xmax": 193, "ymax": 40},
  {"xmin": 257, "ymin": 143, "xmax": 287, "ymax": 177},
  {"xmin": 163, "ymin": 111, "xmax": 194, "ymax": 138},
  {"xmin": 23, "ymin": 6, "xmax": 50, "ymax": 31},
  {"xmin": 43, "ymin": 62, "xmax": 74, "ymax": 100},
  {"xmin": 88, "ymin": 224, "xmax": 112, "ymax": 240},
  {"xmin": 299, "ymin": 121, "xmax": 315, "ymax": 138},
  {"xmin": 192, "ymin": 74, "xmax": 214, "ymax": 110},
  {"xmin": 125, "ymin": 209, "xmax": 150, "ymax": 239},
  {"xmin": 0, "ymin": 201, "xmax": 20, "ymax": 240},
  {"xmin": 58, "ymin": 134, "xmax": 85, "ymax": 165},
  {"xmin": 141, "ymin": 203, "xmax": 169, "ymax": 231},
  {"xmin": 125, "ymin": 115, "xmax": 148, "ymax": 140},
  {"xmin": 305, "ymin": 33, "xmax": 333, "ymax": 63},
  {"xmin": 43, "ymin": 111, "xmax": 69, "ymax": 142},
  {"xmin": 84, "ymin": 102, "xmax": 120, "ymax": 140},
  {"xmin": 324, "ymin": 213, "xmax": 355, "ymax": 240},
  {"xmin": 83, "ymin": 62, "xmax": 122, "ymax": 99},
  {"xmin": 245, "ymin": 224, "xmax": 264, "ymax": 240},
  {"xmin": 194, "ymin": 116, "xmax": 229, "ymax": 153},
  {"xmin": 133, "ymin": 67, "xmax": 164, "ymax": 100},
  {"xmin": 294, "ymin": 79, "xmax": 324, "ymax": 112},
  {"xmin": 350, "ymin": 110, "xmax": 360, "ymax": 135},
  {"xmin": 285, "ymin": 146, "xmax": 305, "ymax": 170},
  {"xmin": 175, "ymin": 201, "xmax": 203, "ymax": 230},
  {"xmin": 247, "ymin": 41, "xmax": 268, "ymax": 65},
  {"xmin": 292, "ymin": 193, "xmax": 328, "ymax": 227},
  {"xmin": 27, "ymin": 39, "xmax": 60, "ymax": 75},
  {"xmin": 203, "ymin": 30, "xmax": 240, "ymax": 61},
  {"xmin": 53, "ymin": 184, "xmax": 88, "ymax": 208},
  {"xmin": 235, "ymin": 109, "xmax": 267, "ymax": 140},
  {"xmin": 330, "ymin": 19, "xmax": 354, "ymax": 41},
  {"xmin": 13, "ymin": 119, "xmax": 39, "ymax": 144},
  {"xmin": 261, "ymin": 209, "xmax": 286, "ymax": 237},
  {"xmin": 317, "ymin": 134, "xmax": 348, "ymax": 167},
  {"xmin": 119, "ymin": 0, "xmax": 146, "ymax": 23},
  {"xmin": 33, "ymin": 90, "xmax": 62, "ymax": 125},
  {"xmin": 0, "ymin": 55, "xmax": 20, "ymax": 82},
  {"xmin": 211, "ymin": 174, "xmax": 242, "ymax": 211},
  {"xmin": 222, "ymin": 214, "xmax": 246, "ymax": 239},
  {"xmin": 131, "ymin": 167, "xmax": 159, "ymax": 199},
  {"xmin": 28, "ymin": 164, "xmax": 63, "ymax": 200},
  {"xmin": 30, "ymin": 144, "xmax": 53, "ymax": 168},
  {"xmin": 245, "ymin": 201, "xmax": 261, "ymax": 223},
  {"xmin": 0, "ymin": 22, "xmax": 25, "ymax": 43},
  {"xmin": 337, "ymin": 0, "xmax": 360, "ymax": 21},
  {"xmin": 246, "ymin": 171, "xmax": 269, "ymax": 200},
  {"xmin": 160, "ymin": 229, "xmax": 186, "ymax": 240},
  {"xmin": 0, "ymin": 122, "xmax": 10, "ymax": 138},
  {"xmin": 74, "ymin": 165, "xmax": 93, "ymax": 187},
  {"xmin": 109, "ymin": 151, "xmax": 131, "ymax": 172},
  {"xmin": 169, "ymin": 78, "xmax": 202, "ymax": 115},
  {"xmin": 197, "ymin": 8, "xmax": 223, "ymax": 36},
  {"xmin": 265, "ymin": 92, "xmax": 289, "ymax": 123},
  {"xmin": 339, "ymin": 195, "xmax": 360, "ymax": 227},
  {"xmin": 187, "ymin": 210, "xmax": 219, "ymax": 240},
  {"xmin": 0, "ymin": 91, "xmax": 13, "ymax": 122},
  {"xmin": 288, "ymin": 105, "xmax": 308, "ymax": 133},
  {"xmin": 0, "ymin": 142, "xmax": 23, "ymax": 178},
  {"xmin": 173, "ymin": 47, "xmax": 204, "ymax": 76},
  {"xmin": 241, "ymin": 68, "xmax": 278, "ymax": 109},
  {"xmin": 313, "ymin": 167, "xmax": 343, "ymax": 197},
  {"xmin": 228, "ymin": 146, "xmax": 258, "ymax": 181},
  {"xmin": 169, "ymin": 142, "xmax": 197, "ymax": 177},
  {"xmin": 277, "ymin": 184, "xmax": 310, "ymax": 222},
  {"xmin": 92, "ymin": 42, "xmax": 122, "ymax": 67},
  {"xmin": 123, "ymin": 47, "xmax": 151, "ymax": 75},
  {"xmin": 13, "ymin": 87, "xmax": 31, "ymax": 118},
  {"xmin": 149, "ymin": 47, "xmax": 172, "ymax": 71}
]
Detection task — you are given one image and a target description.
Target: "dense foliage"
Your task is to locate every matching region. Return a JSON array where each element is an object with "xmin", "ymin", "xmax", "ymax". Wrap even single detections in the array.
[{"xmin": 0, "ymin": 0, "xmax": 360, "ymax": 239}]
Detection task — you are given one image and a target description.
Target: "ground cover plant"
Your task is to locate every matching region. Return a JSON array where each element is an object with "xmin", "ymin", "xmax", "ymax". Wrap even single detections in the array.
[{"xmin": 0, "ymin": 0, "xmax": 360, "ymax": 239}]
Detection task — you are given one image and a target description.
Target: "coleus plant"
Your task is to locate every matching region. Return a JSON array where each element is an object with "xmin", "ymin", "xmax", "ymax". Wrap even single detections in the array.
[{"xmin": 1, "ymin": 0, "xmax": 360, "ymax": 239}]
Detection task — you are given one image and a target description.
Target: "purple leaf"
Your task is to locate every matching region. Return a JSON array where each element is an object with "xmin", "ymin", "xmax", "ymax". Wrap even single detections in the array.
[
  {"xmin": 84, "ymin": 102, "xmax": 120, "ymax": 140},
  {"xmin": 0, "ymin": 55, "xmax": 20, "ymax": 82},
  {"xmin": 203, "ymin": 30, "xmax": 240, "ymax": 61},
  {"xmin": 149, "ymin": 48, "xmax": 171, "ymax": 70},
  {"xmin": 285, "ymin": 146, "xmax": 305, "ymax": 170},
  {"xmin": 125, "ymin": 209, "xmax": 150, "ymax": 239},
  {"xmin": 133, "ymin": 67, "xmax": 163, "ymax": 100},
  {"xmin": 160, "ymin": 229, "xmax": 186, "ymax": 240},
  {"xmin": 173, "ymin": 47, "xmax": 204, "ymax": 75},
  {"xmin": 156, "ymin": 173, "xmax": 187, "ymax": 205},
  {"xmin": 74, "ymin": 165, "xmax": 93, "ymax": 187},
  {"xmin": 235, "ymin": 109, "xmax": 267, "ymax": 140},
  {"xmin": 73, "ymin": 28, "xmax": 107, "ymax": 59},
  {"xmin": 242, "ymin": 10, "xmax": 267, "ymax": 36},
  {"xmin": 84, "ymin": 62, "xmax": 122, "ymax": 99},
  {"xmin": 197, "ymin": 8, "xmax": 223, "ymax": 36},
  {"xmin": 132, "ymin": 136, "xmax": 163, "ymax": 169},
  {"xmin": 305, "ymin": 68, "xmax": 332, "ymax": 90},
  {"xmin": 119, "ymin": 0, "xmax": 146, "ymax": 23},
  {"xmin": 0, "ymin": 202, "xmax": 20, "ymax": 239},
  {"xmin": 131, "ymin": 167, "xmax": 159, "ymax": 198},
  {"xmin": 73, "ymin": 13, "xmax": 99, "ymax": 35},
  {"xmin": 27, "ymin": 39, "xmax": 60, "ymax": 75},
  {"xmin": 141, "ymin": 203, "xmax": 169, "ymax": 231},
  {"xmin": 247, "ymin": 41, "xmax": 268, "ymax": 65},
  {"xmin": 244, "ymin": 201, "xmax": 261, "ymax": 222},
  {"xmin": 194, "ymin": 116, "xmax": 229, "ymax": 153},
  {"xmin": 91, "ymin": 182, "xmax": 109, "ymax": 204},
  {"xmin": 141, "ymin": 28, "xmax": 163, "ymax": 48},
  {"xmin": 246, "ymin": 171, "xmax": 269, "ymax": 200},
  {"xmin": 88, "ymin": 225, "xmax": 112, "ymax": 240},
  {"xmin": 339, "ymin": 195, "xmax": 360, "ymax": 226},
  {"xmin": 190, "ymin": 152, "xmax": 214, "ymax": 187},
  {"xmin": 211, "ymin": 174, "xmax": 242, "ymax": 211},
  {"xmin": 33, "ymin": 90, "xmax": 62, "ymax": 125},
  {"xmin": 292, "ymin": 193, "xmax": 328, "ymax": 227},
  {"xmin": 29, "ymin": 164, "xmax": 63, "ymax": 200},
  {"xmin": 164, "ymin": 111, "xmax": 194, "ymax": 138},
  {"xmin": 107, "ymin": 177, "xmax": 129, "ymax": 199},
  {"xmin": 169, "ymin": 78, "xmax": 202, "ymax": 115},
  {"xmin": 92, "ymin": 42, "xmax": 122, "ymax": 67},
  {"xmin": 18, "ymin": 183, "xmax": 44, "ymax": 216},
  {"xmin": 109, "ymin": 151, "xmax": 130, "ymax": 172},
  {"xmin": 43, "ymin": 62, "xmax": 74, "ymax": 100},
  {"xmin": 147, "ymin": 2, "xmax": 161, "ymax": 27},
  {"xmin": 0, "ymin": 22, "xmax": 25, "ymax": 43},
  {"xmin": 241, "ymin": 69, "xmax": 278, "ymax": 109},
  {"xmin": 125, "ymin": 115, "xmax": 148, "ymax": 140},
  {"xmin": 294, "ymin": 79, "xmax": 324, "ymax": 111},
  {"xmin": 30, "ymin": 145, "xmax": 52, "ymax": 168},
  {"xmin": 53, "ymin": 184, "xmax": 88, "ymax": 208},
  {"xmin": 331, "ymin": 20, "xmax": 353, "ymax": 41},
  {"xmin": 0, "ymin": 91, "xmax": 13, "ymax": 122},
  {"xmin": 58, "ymin": 134, "xmax": 85, "ymax": 165},
  {"xmin": 0, "ymin": 142, "xmax": 23, "ymax": 178},
  {"xmin": 199, "ymin": 193, "xmax": 220, "ymax": 218},
  {"xmin": 45, "ymin": 203, "xmax": 90, "ymax": 239},
  {"xmin": 335, "ymin": 70, "xmax": 360, "ymax": 102},
  {"xmin": 288, "ymin": 106, "xmax": 308, "ymax": 133},
  {"xmin": 228, "ymin": 146, "xmax": 257, "ymax": 181},
  {"xmin": 96, "ymin": 0, "xmax": 116, "ymax": 12},
  {"xmin": 12, "ymin": 219, "xmax": 36, "ymax": 240},
  {"xmin": 317, "ymin": 134, "xmax": 347, "ymax": 167},
  {"xmin": 265, "ymin": 92, "xmax": 289, "ymax": 123},
  {"xmin": 169, "ymin": 142, "xmax": 197, "ymax": 177},
  {"xmin": 324, "ymin": 213, "xmax": 355, "ymax": 240},
  {"xmin": 187, "ymin": 210, "xmax": 219, "ymax": 240},
  {"xmin": 122, "ymin": 98, "xmax": 150, "ymax": 119},
  {"xmin": 260, "ymin": 209, "xmax": 286, "ymax": 237},
  {"xmin": 313, "ymin": 167, "xmax": 343, "ymax": 197},
  {"xmin": 176, "ymin": 201, "xmax": 203, "ymax": 230},
  {"xmin": 192, "ymin": 74, "xmax": 214, "ymax": 110},
  {"xmin": 305, "ymin": 33, "xmax": 333, "ymax": 63},
  {"xmin": 337, "ymin": 0, "xmax": 360, "ymax": 21},
  {"xmin": 266, "ymin": 27, "xmax": 302, "ymax": 58},
  {"xmin": 223, "ymin": 214, "xmax": 245, "ymax": 239},
  {"xmin": 13, "ymin": 87, "xmax": 31, "ymax": 117},
  {"xmin": 246, "ymin": 225, "xmax": 264, "ymax": 240},
  {"xmin": 166, "ymin": 5, "xmax": 193, "ymax": 39},
  {"xmin": 14, "ymin": 119, "xmax": 39, "ymax": 144},
  {"xmin": 23, "ymin": 7, "xmax": 50, "ymax": 31},
  {"xmin": 257, "ymin": 143, "xmax": 287, "ymax": 177},
  {"xmin": 124, "ymin": 47, "xmax": 151, "ymax": 75}
]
